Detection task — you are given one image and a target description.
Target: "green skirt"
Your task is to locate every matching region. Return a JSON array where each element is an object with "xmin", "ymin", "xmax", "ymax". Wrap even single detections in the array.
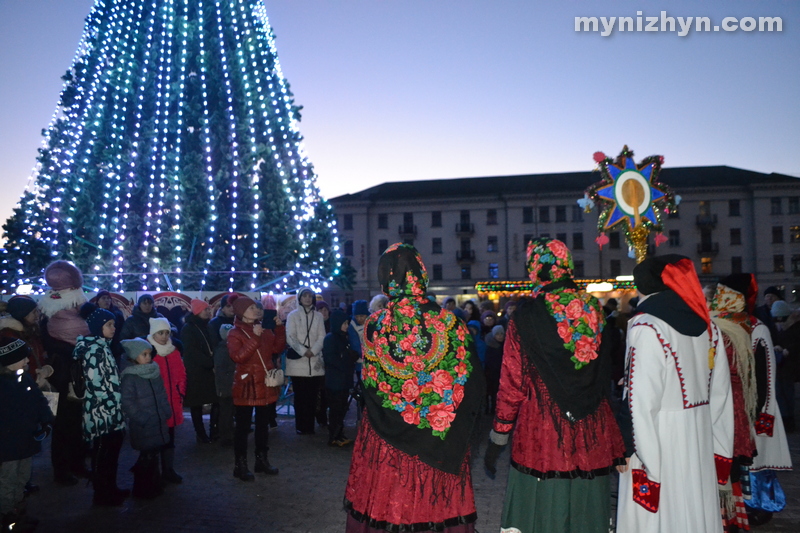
[{"xmin": 501, "ymin": 468, "xmax": 611, "ymax": 533}]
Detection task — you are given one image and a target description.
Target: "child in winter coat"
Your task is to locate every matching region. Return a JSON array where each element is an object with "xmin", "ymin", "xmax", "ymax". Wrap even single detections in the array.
[
  {"xmin": 322, "ymin": 310, "xmax": 358, "ymax": 446},
  {"xmin": 147, "ymin": 317, "xmax": 186, "ymax": 484},
  {"xmin": 120, "ymin": 338, "xmax": 172, "ymax": 499},
  {"xmin": 1, "ymin": 337, "xmax": 54, "ymax": 531},
  {"xmin": 73, "ymin": 303, "xmax": 128, "ymax": 506},
  {"xmin": 213, "ymin": 324, "xmax": 236, "ymax": 447}
]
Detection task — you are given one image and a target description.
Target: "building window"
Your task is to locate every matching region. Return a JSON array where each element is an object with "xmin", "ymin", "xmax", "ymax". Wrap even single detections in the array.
[
  {"xmin": 701, "ymin": 257, "xmax": 713, "ymax": 274},
  {"xmin": 729, "ymin": 199, "xmax": 740, "ymax": 217},
  {"xmin": 522, "ymin": 206, "xmax": 534, "ymax": 224},
  {"xmin": 432, "ymin": 264, "xmax": 443, "ymax": 281},
  {"xmin": 792, "ymin": 255, "xmax": 800, "ymax": 274},
  {"xmin": 343, "ymin": 214, "xmax": 353, "ymax": 231},
  {"xmin": 378, "ymin": 239, "xmax": 388, "ymax": 255},
  {"xmin": 668, "ymin": 205, "xmax": 679, "ymax": 218},
  {"xmin": 461, "ymin": 264, "xmax": 472, "ymax": 280},
  {"xmin": 574, "ymin": 260, "xmax": 585, "ymax": 278},
  {"xmin": 431, "ymin": 211, "xmax": 442, "ymax": 227},
  {"xmin": 699, "ymin": 201, "xmax": 711, "ymax": 216},
  {"xmin": 432, "ymin": 237, "xmax": 442, "ymax": 254},
  {"xmin": 555, "ymin": 206, "xmax": 567, "ymax": 223},
  {"xmin": 573, "ymin": 232, "xmax": 584, "ymax": 250},
  {"xmin": 773, "ymin": 226, "xmax": 783, "ymax": 244},
  {"xmin": 487, "ymin": 236, "xmax": 498, "ymax": 252},
  {"xmin": 404, "ymin": 238, "xmax": 414, "ymax": 246},
  {"xmin": 730, "ymin": 228, "xmax": 741, "ymax": 245},
  {"xmin": 487, "ymin": 209, "xmax": 498, "ymax": 225},
  {"xmin": 344, "ymin": 240, "xmax": 354, "ymax": 256},
  {"xmin": 610, "ymin": 260, "xmax": 621, "ymax": 278},
  {"xmin": 609, "ymin": 232, "xmax": 621, "ymax": 249},
  {"xmin": 669, "ymin": 230, "xmax": 680, "ymax": 247},
  {"xmin": 556, "ymin": 233, "xmax": 567, "ymax": 244},
  {"xmin": 771, "ymin": 197, "xmax": 783, "ymax": 215},
  {"xmin": 523, "ymin": 234, "xmax": 534, "ymax": 248},
  {"xmin": 731, "ymin": 256, "xmax": 742, "ymax": 274},
  {"xmin": 789, "ymin": 197, "xmax": 800, "ymax": 214},
  {"xmin": 791, "ymin": 226, "xmax": 800, "ymax": 243},
  {"xmin": 488, "ymin": 263, "xmax": 499, "ymax": 279},
  {"xmin": 539, "ymin": 233, "xmax": 551, "ymax": 239},
  {"xmin": 460, "ymin": 210, "xmax": 470, "ymax": 225},
  {"xmin": 539, "ymin": 206, "xmax": 550, "ymax": 223},
  {"xmin": 377, "ymin": 213, "xmax": 388, "ymax": 229},
  {"xmin": 572, "ymin": 205, "xmax": 584, "ymax": 222},
  {"xmin": 774, "ymin": 254, "xmax": 785, "ymax": 272}
]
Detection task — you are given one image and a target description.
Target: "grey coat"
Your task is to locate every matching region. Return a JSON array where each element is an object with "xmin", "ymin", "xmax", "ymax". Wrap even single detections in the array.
[
  {"xmin": 121, "ymin": 362, "xmax": 172, "ymax": 451},
  {"xmin": 213, "ymin": 325, "xmax": 235, "ymax": 398}
]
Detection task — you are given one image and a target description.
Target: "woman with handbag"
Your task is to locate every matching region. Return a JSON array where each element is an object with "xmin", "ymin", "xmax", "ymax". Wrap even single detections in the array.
[
  {"xmin": 285, "ymin": 288, "xmax": 326, "ymax": 435},
  {"xmin": 227, "ymin": 296, "xmax": 286, "ymax": 481}
]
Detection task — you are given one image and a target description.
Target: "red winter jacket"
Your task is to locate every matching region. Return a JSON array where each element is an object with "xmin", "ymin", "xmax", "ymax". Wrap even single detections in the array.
[{"xmin": 227, "ymin": 318, "xmax": 286, "ymax": 406}]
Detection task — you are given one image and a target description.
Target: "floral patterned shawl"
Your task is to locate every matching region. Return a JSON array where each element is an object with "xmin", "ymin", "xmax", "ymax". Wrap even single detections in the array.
[
  {"xmin": 361, "ymin": 243, "xmax": 485, "ymax": 474},
  {"xmin": 513, "ymin": 238, "xmax": 609, "ymax": 423}
]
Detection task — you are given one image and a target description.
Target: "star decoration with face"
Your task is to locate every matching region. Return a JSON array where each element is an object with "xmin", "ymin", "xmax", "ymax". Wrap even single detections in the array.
[{"xmin": 582, "ymin": 146, "xmax": 678, "ymax": 261}]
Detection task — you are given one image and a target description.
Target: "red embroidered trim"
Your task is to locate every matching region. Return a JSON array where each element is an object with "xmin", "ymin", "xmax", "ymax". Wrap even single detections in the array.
[
  {"xmin": 754, "ymin": 413, "xmax": 775, "ymax": 437},
  {"xmin": 632, "ymin": 322, "xmax": 709, "ymax": 409},
  {"xmin": 714, "ymin": 454, "xmax": 733, "ymax": 485},
  {"xmin": 632, "ymin": 468, "xmax": 660, "ymax": 513}
]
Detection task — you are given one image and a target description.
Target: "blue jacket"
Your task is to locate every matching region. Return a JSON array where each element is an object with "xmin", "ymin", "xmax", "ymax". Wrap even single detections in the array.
[
  {"xmin": 0, "ymin": 370, "xmax": 54, "ymax": 462},
  {"xmin": 120, "ymin": 362, "xmax": 172, "ymax": 451}
]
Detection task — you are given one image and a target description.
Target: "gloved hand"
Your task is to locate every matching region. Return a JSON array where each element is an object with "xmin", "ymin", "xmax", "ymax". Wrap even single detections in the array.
[{"xmin": 484, "ymin": 441, "xmax": 504, "ymax": 479}]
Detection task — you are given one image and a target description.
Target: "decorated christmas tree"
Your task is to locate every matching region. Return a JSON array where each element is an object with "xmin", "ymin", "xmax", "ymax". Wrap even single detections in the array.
[{"xmin": 1, "ymin": 0, "xmax": 342, "ymax": 293}]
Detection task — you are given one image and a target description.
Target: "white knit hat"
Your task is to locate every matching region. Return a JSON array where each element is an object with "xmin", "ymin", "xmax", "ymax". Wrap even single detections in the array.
[{"xmin": 149, "ymin": 317, "xmax": 172, "ymax": 336}]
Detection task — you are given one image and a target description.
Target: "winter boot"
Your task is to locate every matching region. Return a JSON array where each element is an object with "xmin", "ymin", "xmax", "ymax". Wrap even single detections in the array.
[
  {"xmin": 160, "ymin": 447, "xmax": 183, "ymax": 484},
  {"xmin": 191, "ymin": 406, "xmax": 211, "ymax": 444},
  {"xmin": 233, "ymin": 455, "xmax": 255, "ymax": 481},
  {"xmin": 131, "ymin": 452, "xmax": 163, "ymax": 499},
  {"xmin": 254, "ymin": 450, "xmax": 279, "ymax": 475}
]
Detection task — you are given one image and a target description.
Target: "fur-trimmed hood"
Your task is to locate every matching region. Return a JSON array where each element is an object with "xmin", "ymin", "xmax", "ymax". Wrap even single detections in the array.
[
  {"xmin": 0, "ymin": 313, "xmax": 24, "ymax": 333},
  {"xmin": 39, "ymin": 288, "xmax": 88, "ymax": 318}
]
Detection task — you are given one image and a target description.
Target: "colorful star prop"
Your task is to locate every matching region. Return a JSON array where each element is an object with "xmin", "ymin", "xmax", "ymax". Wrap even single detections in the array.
[{"xmin": 582, "ymin": 146, "xmax": 679, "ymax": 262}]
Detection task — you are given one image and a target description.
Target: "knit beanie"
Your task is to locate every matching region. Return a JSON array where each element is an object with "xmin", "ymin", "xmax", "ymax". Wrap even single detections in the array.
[
  {"xmin": 232, "ymin": 296, "xmax": 257, "ymax": 319},
  {"xmin": 0, "ymin": 337, "xmax": 30, "ymax": 366},
  {"xmin": 149, "ymin": 317, "xmax": 172, "ymax": 336},
  {"xmin": 771, "ymin": 300, "xmax": 792, "ymax": 319},
  {"xmin": 315, "ymin": 300, "xmax": 330, "ymax": 314},
  {"xmin": 764, "ymin": 286, "xmax": 783, "ymax": 299},
  {"xmin": 121, "ymin": 338, "xmax": 153, "ymax": 362},
  {"xmin": 81, "ymin": 303, "xmax": 116, "ymax": 337},
  {"xmin": 191, "ymin": 299, "xmax": 210, "ymax": 316},
  {"xmin": 137, "ymin": 294, "xmax": 155, "ymax": 307},
  {"xmin": 44, "ymin": 260, "xmax": 84, "ymax": 291},
  {"xmin": 6, "ymin": 297, "xmax": 38, "ymax": 322},
  {"xmin": 351, "ymin": 300, "xmax": 369, "ymax": 317}
]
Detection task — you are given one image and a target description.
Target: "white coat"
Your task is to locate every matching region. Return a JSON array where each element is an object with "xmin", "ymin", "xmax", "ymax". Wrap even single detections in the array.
[{"xmin": 285, "ymin": 306, "xmax": 325, "ymax": 377}]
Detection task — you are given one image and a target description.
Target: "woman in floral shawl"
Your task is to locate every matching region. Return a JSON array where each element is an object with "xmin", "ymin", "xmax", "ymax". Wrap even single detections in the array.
[
  {"xmin": 484, "ymin": 238, "xmax": 624, "ymax": 533},
  {"xmin": 344, "ymin": 243, "xmax": 485, "ymax": 533}
]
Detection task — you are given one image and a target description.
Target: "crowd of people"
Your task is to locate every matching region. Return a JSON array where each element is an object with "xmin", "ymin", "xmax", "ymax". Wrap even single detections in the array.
[{"xmin": 0, "ymin": 239, "xmax": 796, "ymax": 532}]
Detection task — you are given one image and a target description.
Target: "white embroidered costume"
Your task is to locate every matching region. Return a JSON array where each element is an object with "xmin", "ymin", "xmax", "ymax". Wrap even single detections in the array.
[{"xmin": 617, "ymin": 315, "xmax": 734, "ymax": 533}]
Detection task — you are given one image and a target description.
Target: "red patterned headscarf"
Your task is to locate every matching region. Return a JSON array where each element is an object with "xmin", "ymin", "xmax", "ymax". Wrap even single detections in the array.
[{"xmin": 527, "ymin": 238, "xmax": 604, "ymax": 369}]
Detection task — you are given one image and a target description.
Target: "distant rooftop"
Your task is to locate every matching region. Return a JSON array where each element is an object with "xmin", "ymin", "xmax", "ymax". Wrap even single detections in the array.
[{"xmin": 331, "ymin": 166, "xmax": 800, "ymax": 203}]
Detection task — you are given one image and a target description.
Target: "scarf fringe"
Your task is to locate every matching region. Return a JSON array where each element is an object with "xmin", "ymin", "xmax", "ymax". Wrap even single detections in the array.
[{"xmin": 712, "ymin": 315, "xmax": 757, "ymax": 423}]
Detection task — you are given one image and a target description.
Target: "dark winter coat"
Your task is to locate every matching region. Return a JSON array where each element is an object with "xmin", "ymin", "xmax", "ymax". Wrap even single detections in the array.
[
  {"xmin": 180, "ymin": 314, "xmax": 217, "ymax": 407},
  {"xmin": 208, "ymin": 313, "xmax": 234, "ymax": 349},
  {"xmin": 0, "ymin": 314, "xmax": 50, "ymax": 381},
  {"xmin": 228, "ymin": 318, "xmax": 286, "ymax": 406},
  {"xmin": 120, "ymin": 306, "xmax": 165, "ymax": 341},
  {"xmin": 213, "ymin": 327, "xmax": 235, "ymax": 398},
  {"xmin": 41, "ymin": 317, "xmax": 80, "ymax": 394},
  {"xmin": 0, "ymin": 370, "xmax": 54, "ymax": 462},
  {"xmin": 323, "ymin": 312, "xmax": 358, "ymax": 392},
  {"xmin": 121, "ymin": 362, "xmax": 172, "ymax": 451}
]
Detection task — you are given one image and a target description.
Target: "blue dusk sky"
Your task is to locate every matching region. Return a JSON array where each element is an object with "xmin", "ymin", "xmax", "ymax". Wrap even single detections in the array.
[{"xmin": 1, "ymin": 0, "xmax": 798, "ymax": 227}]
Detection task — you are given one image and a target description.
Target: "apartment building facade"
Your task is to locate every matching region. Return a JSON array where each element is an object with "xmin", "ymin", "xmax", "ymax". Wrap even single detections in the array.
[{"xmin": 325, "ymin": 166, "xmax": 800, "ymax": 308}]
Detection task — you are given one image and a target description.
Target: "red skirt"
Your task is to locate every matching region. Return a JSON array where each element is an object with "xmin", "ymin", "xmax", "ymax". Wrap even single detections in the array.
[{"xmin": 344, "ymin": 417, "xmax": 477, "ymax": 532}]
